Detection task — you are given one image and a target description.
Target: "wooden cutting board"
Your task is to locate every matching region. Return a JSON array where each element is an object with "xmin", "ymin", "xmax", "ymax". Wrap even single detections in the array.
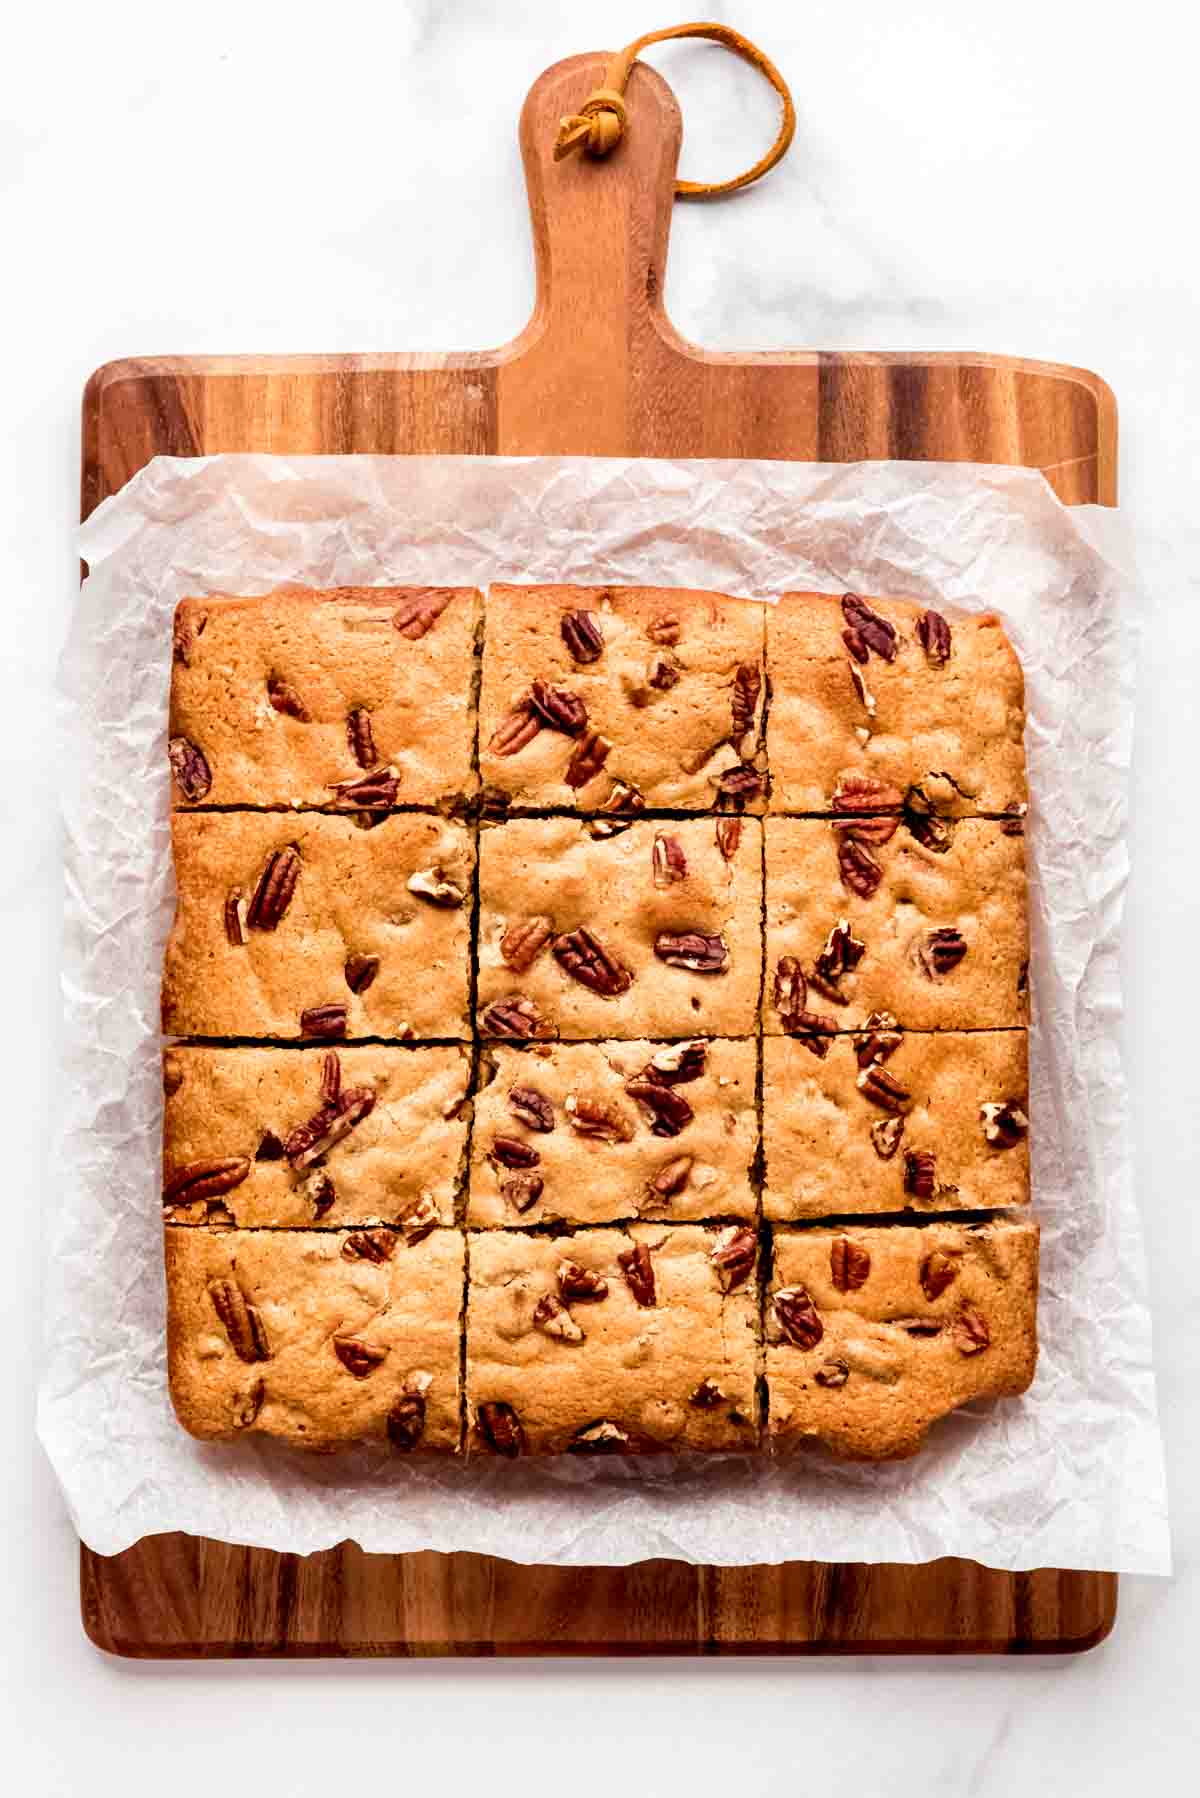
[{"xmin": 78, "ymin": 52, "xmax": 1118, "ymax": 1658}]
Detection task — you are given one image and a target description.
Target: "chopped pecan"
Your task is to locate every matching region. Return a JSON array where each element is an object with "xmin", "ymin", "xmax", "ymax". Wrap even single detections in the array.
[
  {"xmin": 342, "ymin": 1229, "xmax": 397, "ymax": 1263},
  {"xmin": 919, "ymin": 927, "xmax": 968, "ymax": 977},
  {"xmin": 224, "ymin": 889, "xmax": 249, "ymax": 946},
  {"xmin": 1001, "ymin": 801, "xmax": 1027, "ymax": 837},
  {"xmin": 715, "ymin": 813, "xmax": 743, "ymax": 861},
  {"xmin": 830, "ymin": 1237, "xmax": 871, "ymax": 1292},
  {"xmin": 267, "ymin": 675, "xmax": 310, "ymax": 721},
  {"xmin": 920, "ymin": 1248, "xmax": 959, "ymax": 1300},
  {"xmin": 501, "ymin": 1172, "xmax": 544, "ymax": 1212},
  {"xmin": 916, "ymin": 609, "xmax": 952, "ymax": 666},
  {"xmin": 618, "ymin": 1243, "xmax": 656, "ymax": 1307},
  {"xmin": 247, "ymin": 845, "xmax": 301, "ymax": 931},
  {"xmin": 952, "ymin": 1305, "xmax": 991, "ymax": 1355},
  {"xmin": 854, "ymin": 1011, "xmax": 902, "ymax": 1068},
  {"xmin": 654, "ymin": 932, "xmax": 728, "ymax": 974},
  {"xmin": 647, "ymin": 613, "xmax": 680, "ymax": 645},
  {"xmin": 553, "ymin": 927, "xmax": 634, "ymax": 995},
  {"xmin": 491, "ymin": 1135, "xmax": 540, "ymax": 1170},
  {"xmin": 172, "ymin": 609, "xmax": 206, "ymax": 666},
  {"xmin": 647, "ymin": 1155, "xmax": 693, "ymax": 1200},
  {"xmin": 812, "ymin": 918, "xmax": 866, "ymax": 997},
  {"xmin": 507, "ymin": 1085, "xmax": 555, "ymax": 1132},
  {"xmin": 399, "ymin": 1193, "xmax": 439, "ymax": 1243},
  {"xmin": 871, "ymin": 1116, "xmax": 905, "ymax": 1159},
  {"xmin": 299, "ymin": 1169, "xmax": 336, "ymax": 1216},
  {"xmin": 710, "ymin": 1225, "xmax": 756, "ymax": 1291},
  {"xmin": 346, "ymin": 706, "xmax": 377, "ymax": 768},
  {"xmin": 284, "ymin": 1085, "xmax": 376, "ymax": 1169},
  {"xmin": 557, "ymin": 1260, "xmax": 609, "ymax": 1301},
  {"xmin": 897, "ymin": 1317, "xmax": 943, "ymax": 1337},
  {"xmin": 163, "ymin": 1158, "xmax": 251, "ymax": 1207},
  {"xmin": 837, "ymin": 836, "xmax": 884, "ymax": 898},
  {"xmin": 500, "ymin": 916, "xmax": 554, "ymax": 973},
  {"xmin": 624, "ymin": 1077, "xmax": 694, "ymax": 1138},
  {"xmin": 841, "ymin": 593, "xmax": 897, "ymax": 662},
  {"xmin": 690, "ymin": 1378, "xmax": 725, "ymax": 1408},
  {"xmin": 407, "ymin": 865, "xmax": 467, "ymax": 908},
  {"xmin": 772, "ymin": 960, "xmax": 836, "ymax": 1051},
  {"xmin": 586, "ymin": 781, "xmax": 646, "ymax": 836},
  {"xmin": 569, "ymin": 1421, "xmax": 632, "ymax": 1454},
  {"xmin": 773, "ymin": 1285, "xmax": 824, "ymax": 1349},
  {"xmin": 392, "ymin": 589, "xmax": 454, "ymax": 639},
  {"xmin": 561, "ymin": 608, "xmax": 604, "ymax": 663},
  {"xmin": 387, "ymin": 1372, "xmax": 433, "ymax": 1450},
  {"xmin": 477, "ymin": 1400, "xmax": 525, "ymax": 1457},
  {"xmin": 847, "ymin": 659, "xmax": 876, "ymax": 716},
  {"xmin": 714, "ymin": 764, "xmax": 764, "ymax": 805},
  {"xmin": 300, "ymin": 1003, "xmax": 347, "ymax": 1040},
  {"xmin": 232, "ymin": 1377, "xmax": 265, "ymax": 1428},
  {"xmin": 814, "ymin": 1357, "xmax": 850, "ymax": 1389},
  {"xmin": 480, "ymin": 994, "xmax": 556, "ymax": 1040},
  {"xmin": 646, "ymin": 650, "xmax": 681, "ymax": 691},
  {"xmin": 533, "ymin": 1293, "xmax": 585, "ymax": 1342},
  {"xmin": 833, "ymin": 813, "xmax": 900, "ymax": 847},
  {"xmin": 980, "ymin": 1101, "xmax": 1028, "ymax": 1148},
  {"xmin": 652, "ymin": 833, "xmax": 688, "ymax": 889},
  {"xmin": 530, "ymin": 679, "xmax": 587, "ymax": 736},
  {"xmin": 327, "ymin": 767, "xmax": 400, "ymax": 808},
  {"xmin": 255, "ymin": 1131, "xmax": 284, "ymax": 1162},
  {"xmin": 905, "ymin": 799, "xmax": 954, "ymax": 852},
  {"xmin": 344, "ymin": 952, "xmax": 380, "ymax": 994},
  {"xmin": 565, "ymin": 729, "xmax": 612, "ymax": 789},
  {"xmin": 490, "ymin": 699, "xmax": 541, "ymax": 757},
  {"xmin": 320, "ymin": 1051, "xmax": 341, "ymax": 1103},
  {"xmin": 334, "ymin": 1337, "xmax": 388, "ymax": 1377},
  {"xmin": 645, "ymin": 1040, "xmax": 707, "ymax": 1084},
  {"xmin": 833, "ymin": 774, "xmax": 905, "ymax": 815},
  {"xmin": 209, "ymin": 1280, "xmax": 270, "ymax": 1362},
  {"xmin": 564, "ymin": 1093, "xmax": 636, "ymax": 1143},
  {"xmin": 857, "ymin": 1064, "xmax": 910, "ymax": 1112},
  {"xmin": 904, "ymin": 1150, "xmax": 937, "ymax": 1199},
  {"xmin": 843, "ymin": 626, "xmax": 869, "ymax": 664},
  {"xmin": 168, "ymin": 736, "xmax": 212, "ymax": 802},
  {"xmin": 730, "ymin": 662, "xmax": 762, "ymax": 746}
]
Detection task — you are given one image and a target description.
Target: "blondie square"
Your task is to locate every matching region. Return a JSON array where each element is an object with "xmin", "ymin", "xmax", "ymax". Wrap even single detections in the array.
[
  {"xmin": 162, "ymin": 811, "xmax": 473, "ymax": 1041},
  {"xmin": 763, "ymin": 816, "xmax": 1028, "ymax": 1033},
  {"xmin": 467, "ymin": 1038, "xmax": 757, "ymax": 1227},
  {"xmin": 766, "ymin": 590, "xmax": 1026, "ymax": 816},
  {"xmin": 168, "ymin": 585, "xmax": 479, "ymax": 811},
  {"xmin": 763, "ymin": 1031, "xmax": 1030, "ymax": 1220},
  {"xmin": 478, "ymin": 584, "xmax": 766, "ymax": 811},
  {"xmin": 765, "ymin": 1219, "xmax": 1039, "ymax": 1459},
  {"xmin": 165, "ymin": 1225, "xmax": 465, "ymax": 1449},
  {"xmin": 466, "ymin": 1224, "xmax": 760, "ymax": 1455},
  {"xmin": 161, "ymin": 1044, "xmax": 471, "ymax": 1229},
  {"xmin": 476, "ymin": 816, "xmax": 763, "ymax": 1041}
]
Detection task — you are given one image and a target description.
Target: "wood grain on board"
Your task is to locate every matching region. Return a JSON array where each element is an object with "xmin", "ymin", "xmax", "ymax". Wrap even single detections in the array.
[{"xmin": 79, "ymin": 52, "xmax": 1118, "ymax": 1658}]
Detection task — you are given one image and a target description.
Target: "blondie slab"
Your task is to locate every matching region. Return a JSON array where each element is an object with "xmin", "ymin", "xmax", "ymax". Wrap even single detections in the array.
[
  {"xmin": 468, "ymin": 1038, "xmax": 757, "ymax": 1227},
  {"xmin": 763, "ymin": 1031, "xmax": 1030, "ymax": 1220},
  {"xmin": 168, "ymin": 585, "xmax": 479, "ymax": 810},
  {"xmin": 476, "ymin": 816, "xmax": 763, "ymax": 1040},
  {"xmin": 466, "ymin": 1224, "xmax": 759, "ymax": 1455},
  {"xmin": 161, "ymin": 1044, "xmax": 471, "ymax": 1229},
  {"xmin": 766, "ymin": 590, "xmax": 1026, "ymax": 816},
  {"xmin": 478, "ymin": 584, "xmax": 766, "ymax": 811},
  {"xmin": 162, "ymin": 811, "xmax": 473, "ymax": 1041},
  {"xmin": 165, "ymin": 1225, "xmax": 464, "ymax": 1449},
  {"xmin": 765, "ymin": 1219, "xmax": 1039, "ymax": 1459},
  {"xmin": 764, "ymin": 816, "xmax": 1028, "ymax": 1033}
]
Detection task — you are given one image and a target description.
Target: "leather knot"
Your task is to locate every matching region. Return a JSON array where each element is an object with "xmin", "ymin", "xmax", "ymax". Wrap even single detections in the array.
[{"xmin": 554, "ymin": 88, "xmax": 628, "ymax": 161}]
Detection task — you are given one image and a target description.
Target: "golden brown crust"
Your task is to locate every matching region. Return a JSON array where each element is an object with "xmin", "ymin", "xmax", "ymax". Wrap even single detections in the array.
[
  {"xmin": 161, "ymin": 1044, "xmax": 471, "ymax": 1228},
  {"xmin": 767, "ymin": 590, "xmax": 1026, "ymax": 815},
  {"xmin": 466, "ymin": 1225, "xmax": 759, "ymax": 1455},
  {"xmin": 468, "ymin": 1039, "xmax": 756, "ymax": 1226},
  {"xmin": 763, "ymin": 1031, "xmax": 1030, "ymax": 1220},
  {"xmin": 479, "ymin": 584, "xmax": 766, "ymax": 810},
  {"xmin": 169, "ymin": 586, "xmax": 479, "ymax": 809},
  {"xmin": 162, "ymin": 811, "xmax": 473, "ymax": 1041},
  {"xmin": 766, "ymin": 1219, "xmax": 1039, "ymax": 1459},
  {"xmin": 165, "ymin": 1226, "xmax": 464, "ymax": 1449}
]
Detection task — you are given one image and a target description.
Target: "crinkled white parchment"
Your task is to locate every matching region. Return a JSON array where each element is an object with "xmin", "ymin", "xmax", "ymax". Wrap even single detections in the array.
[{"xmin": 39, "ymin": 455, "xmax": 1169, "ymax": 1573}]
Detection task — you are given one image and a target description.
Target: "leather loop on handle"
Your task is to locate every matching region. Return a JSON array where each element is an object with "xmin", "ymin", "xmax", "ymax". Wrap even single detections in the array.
[{"xmin": 552, "ymin": 21, "xmax": 795, "ymax": 199}]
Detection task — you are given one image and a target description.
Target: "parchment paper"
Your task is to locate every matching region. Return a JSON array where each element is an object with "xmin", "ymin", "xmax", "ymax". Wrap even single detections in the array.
[{"xmin": 40, "ymin": 455, "xmax": 1169, "ymax": 1574}]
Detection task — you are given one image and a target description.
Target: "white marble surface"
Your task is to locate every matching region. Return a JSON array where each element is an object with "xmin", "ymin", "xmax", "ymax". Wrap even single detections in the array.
[{"xmin": 2, "ymin": 0, "xmax": 1197, "ymax": 1788}]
